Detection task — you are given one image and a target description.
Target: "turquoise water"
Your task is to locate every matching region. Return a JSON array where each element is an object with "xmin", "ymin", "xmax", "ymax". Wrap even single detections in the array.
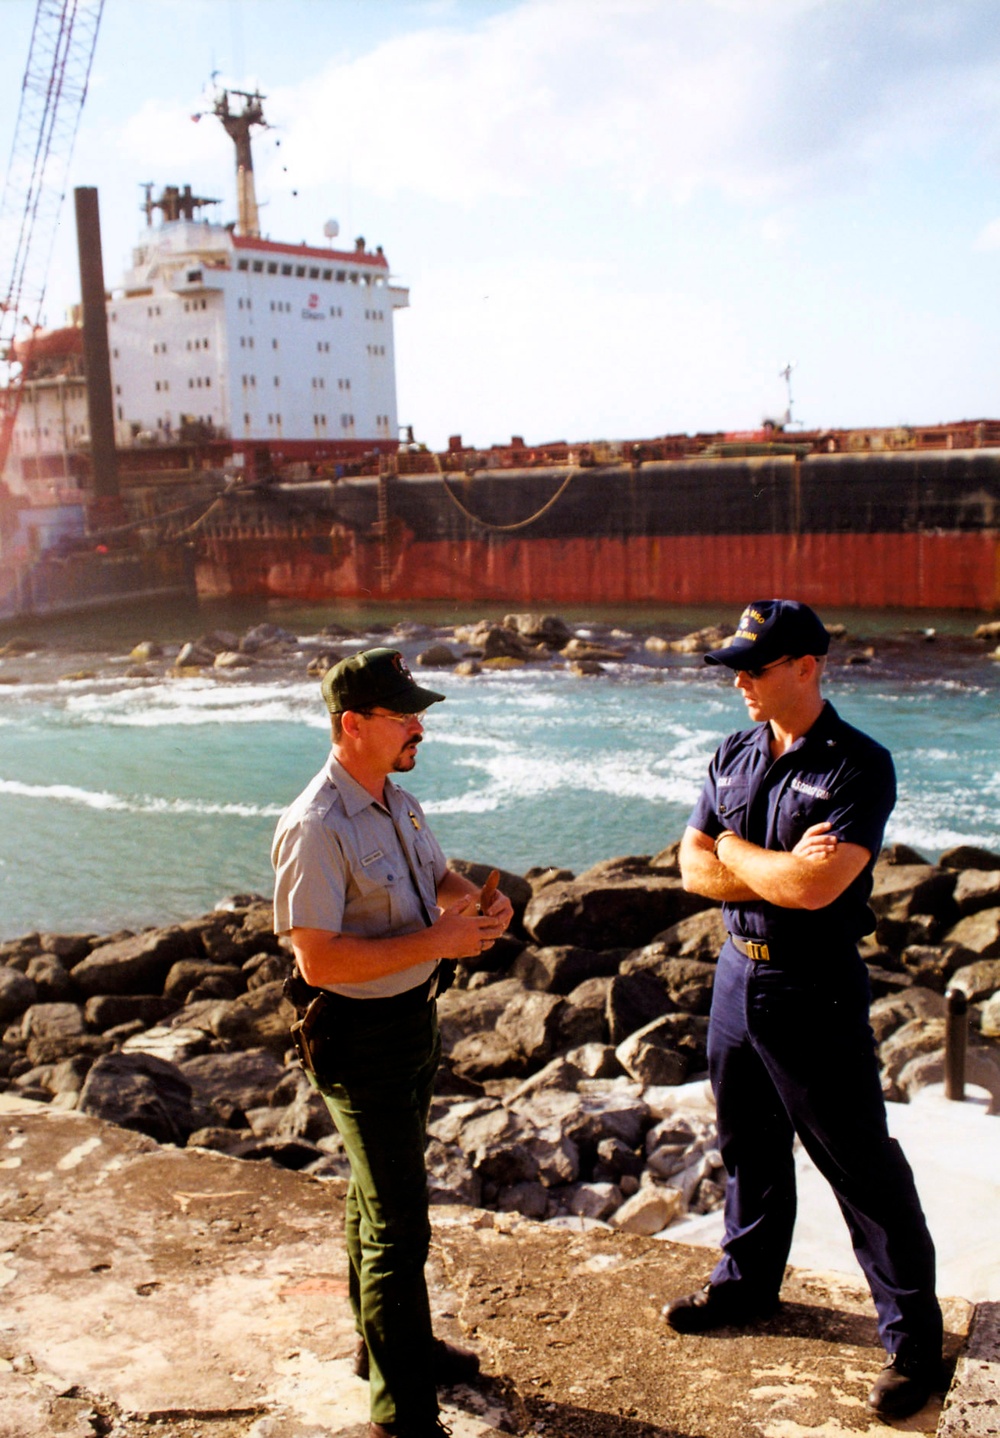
[{"xmin": 2, "ymin": 604, "xmax": 999, "ymax": 939}]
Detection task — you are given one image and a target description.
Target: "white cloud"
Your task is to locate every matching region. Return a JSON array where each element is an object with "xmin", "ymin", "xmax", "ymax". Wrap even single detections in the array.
[{"xmin": 973, "ymin": 218, "xmax": 1000, "ymax": 251}]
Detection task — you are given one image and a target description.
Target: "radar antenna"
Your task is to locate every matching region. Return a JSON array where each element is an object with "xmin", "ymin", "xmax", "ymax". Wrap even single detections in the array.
[{"xmin": 778, "ymin": 361, "xmax": 798, "ymax": 428}]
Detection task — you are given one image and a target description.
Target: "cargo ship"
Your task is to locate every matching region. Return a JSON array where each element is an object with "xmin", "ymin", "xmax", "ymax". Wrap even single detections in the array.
[{"xmin": 4, "ymin": 88, "xmax": 1000, "ymax": 617}]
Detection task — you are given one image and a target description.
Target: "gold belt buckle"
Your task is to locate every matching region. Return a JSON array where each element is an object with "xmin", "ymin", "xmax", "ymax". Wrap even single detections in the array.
[{"xmin": 746, "ymin": 938, "xmax": 770, "ymax": 962}]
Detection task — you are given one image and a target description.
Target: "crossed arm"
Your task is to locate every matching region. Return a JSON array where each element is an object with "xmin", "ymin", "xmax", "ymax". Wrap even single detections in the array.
[
  {"xmin": 679, "ymin": 821, "xmax": 871, "ymax": 911},
  {"xmin": 289, "ymin": 867, "xmax": 514, "ymax": 987}
]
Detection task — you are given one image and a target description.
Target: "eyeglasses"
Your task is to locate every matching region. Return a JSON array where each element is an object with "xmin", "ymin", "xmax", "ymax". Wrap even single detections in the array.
[
  {"xmin": 358, "ymin": 708, "xmax": 426, "ymax": 724},
  {"xmin": 738, "ymin": 656, "xmax": 797, "ymax": 682}
]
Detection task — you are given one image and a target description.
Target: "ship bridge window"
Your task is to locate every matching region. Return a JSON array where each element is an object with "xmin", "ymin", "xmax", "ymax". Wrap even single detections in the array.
[
  {"xmin": 187, "ymin": 269, "xmax": 202, "ymax": 282},
  {"xmin": 322, "ymin": 268, "xmax": 332, "ymax": 281},
  {"xmin": 237, "ymin": 259, "xmax": 249, "ymax": 271},
  {"xmin": 336, "ymin": 270, "xmax": 345, "ymax": 282},
  {"xmin": 295, "ymin": 265, "xmax": 306, "ymax": 278},
  {"xmin": 272, "ymin": 338, "xmax": 278, "ymax": 350},
  {"xmin": 281, "ymin": 264, "xmax": 292, "ymax": 276},
  {"xmin": 349, "ymin": 272, "xmax": 358, "ymax": 284},
  {"xmin": 267, "ymin": 262, "xmax": 278, "ymax": 274},
  {"xmin": 308, "ymin": 267, "xmax": 320, "ymax": 279},
  {"xmin": 252, "ymin": 261, "xmax": 264, "ymax": 273}
]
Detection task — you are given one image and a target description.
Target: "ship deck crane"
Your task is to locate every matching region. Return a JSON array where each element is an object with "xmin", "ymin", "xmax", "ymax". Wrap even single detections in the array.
[{"xmin": 0, "ymin": 0, "xmax": 105, "ymax": 484}]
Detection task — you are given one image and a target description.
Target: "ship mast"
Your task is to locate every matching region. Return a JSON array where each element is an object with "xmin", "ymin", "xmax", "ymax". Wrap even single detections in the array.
[{"xmin": 213, "ymin": 87, "xmax": 267, "ymax": 238}]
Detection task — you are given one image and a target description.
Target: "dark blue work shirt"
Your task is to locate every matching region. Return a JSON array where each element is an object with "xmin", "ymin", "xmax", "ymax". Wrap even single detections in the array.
[{"xmin": 688, "ymin": 701, "xmax": 895, "ymax": 949}]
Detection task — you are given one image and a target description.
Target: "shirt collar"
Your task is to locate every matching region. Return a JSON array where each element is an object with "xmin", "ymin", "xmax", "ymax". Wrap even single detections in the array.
[
  {"xmin": 758, "ymin": 699, "xmax": 840, "ymax": 757},
  {"xmin": 324, "ymin": 752, "xmax": 398, "ymax": 818}
]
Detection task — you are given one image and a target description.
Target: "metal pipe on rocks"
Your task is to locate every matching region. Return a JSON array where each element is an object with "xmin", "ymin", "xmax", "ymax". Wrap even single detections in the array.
[{"xmin": 944, "ymin": 987, "xmax": 968, "ymax": 1101}]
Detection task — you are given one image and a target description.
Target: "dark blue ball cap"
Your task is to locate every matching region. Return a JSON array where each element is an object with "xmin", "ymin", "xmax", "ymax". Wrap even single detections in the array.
[{"xmin": 704, "ymin": 599, "xmax": 830, "ymax": 669}]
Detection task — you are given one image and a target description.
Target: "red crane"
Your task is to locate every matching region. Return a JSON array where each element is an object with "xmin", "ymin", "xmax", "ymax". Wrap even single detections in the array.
[{"xmin": 0, "ymin": 0, "xmax": 105, "ymax": 485}]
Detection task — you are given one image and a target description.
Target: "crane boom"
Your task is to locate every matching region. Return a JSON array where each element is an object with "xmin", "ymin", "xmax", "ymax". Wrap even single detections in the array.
[{"xmin": 0, "ymin": 0, "xmax": 105, "ymax": 483}]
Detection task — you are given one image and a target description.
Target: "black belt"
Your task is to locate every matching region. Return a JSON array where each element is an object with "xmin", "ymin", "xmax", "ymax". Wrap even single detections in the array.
[{"xmin": 729, "ymin": 933, "xmax": 771, "ymax": 963}]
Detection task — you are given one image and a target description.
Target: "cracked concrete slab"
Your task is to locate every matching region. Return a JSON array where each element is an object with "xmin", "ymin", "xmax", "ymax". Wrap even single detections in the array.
[{"xmin": 0, "ymin": 1101, "xmax": 983, "ymax": 1437}]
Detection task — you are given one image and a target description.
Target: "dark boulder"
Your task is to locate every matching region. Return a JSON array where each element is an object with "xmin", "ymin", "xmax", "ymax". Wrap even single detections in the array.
[
  {"xmin": 0, "ymin": 967, "xmax": 37, "ymax": 1025},
  {"xmin": 524, "ymin": 866, "xmax": 710, "ymax": 951},
  {"xmin": 606, "ymin": 971, "xmax": 674, "ymax": 1045},
  {"xmin": 78, "ymin": 1051, "xmax": 197, "ymax": 1146},
  {"xmin": 512, "ymin": 944, "xmax": 623, "ymax": 995},
  {"xmin": 71, "ymin": 928, "xmax": 197, "ymax": 997},
  {"xmin": 84, "ymin": 995, "xmax": 177, "ymax": 1031},
  {"xmin": 619, "ymin": 949, "xmax": 717, "ymax": 1014}
]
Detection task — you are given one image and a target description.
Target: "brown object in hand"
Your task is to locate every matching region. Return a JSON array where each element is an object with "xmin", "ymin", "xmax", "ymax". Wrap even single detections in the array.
[{"xmin": 478, "ymin": 869, "xmax": 500, "ymax": 913}]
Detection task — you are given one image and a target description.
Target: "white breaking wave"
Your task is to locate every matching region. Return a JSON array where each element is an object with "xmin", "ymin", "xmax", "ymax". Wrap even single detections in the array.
[{"xmin": 0, "ymin": 778, "xmax": 282, "ymax": 818}]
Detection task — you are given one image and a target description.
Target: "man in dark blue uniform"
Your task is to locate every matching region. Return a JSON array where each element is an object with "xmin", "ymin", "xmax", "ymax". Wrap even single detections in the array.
[{"xmin": 664, "ymin": 600, "xmax": 942, "ymax": 1421}]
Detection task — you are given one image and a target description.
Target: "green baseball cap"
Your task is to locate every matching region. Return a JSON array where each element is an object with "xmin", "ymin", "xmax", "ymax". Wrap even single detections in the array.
[{"xmin": 321, "ymin": 647, "xmax": 446, "ymax": 715}]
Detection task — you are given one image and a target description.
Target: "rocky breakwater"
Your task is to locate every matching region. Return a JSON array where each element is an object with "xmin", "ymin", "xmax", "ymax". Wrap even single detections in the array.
[{"xmin": 2, "ymin": 842, "xmax": 1000, "ymax": 1243}]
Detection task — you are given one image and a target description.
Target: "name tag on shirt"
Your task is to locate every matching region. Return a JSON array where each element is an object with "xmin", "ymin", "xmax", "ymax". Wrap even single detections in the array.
[{"xmin": 361, "ymin": 849, "xmax": 384, "ymax": 866}]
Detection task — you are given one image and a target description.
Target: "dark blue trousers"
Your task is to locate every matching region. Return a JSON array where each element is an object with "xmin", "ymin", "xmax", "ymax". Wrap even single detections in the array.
[{"xmin": 708, "ymin": 939, "xmax": 942, "ymax": 1361}]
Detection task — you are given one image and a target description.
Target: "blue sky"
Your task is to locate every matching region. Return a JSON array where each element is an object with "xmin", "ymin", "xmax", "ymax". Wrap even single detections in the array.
[{"xmin": 1, "ymin": 0, "xmax": 999, "ymax": 448}]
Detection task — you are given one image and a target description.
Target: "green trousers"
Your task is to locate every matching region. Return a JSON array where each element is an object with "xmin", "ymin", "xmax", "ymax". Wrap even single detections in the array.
[{"xmin": 318, "ymin": 995, "xmax": 441, "ymax": 1427}]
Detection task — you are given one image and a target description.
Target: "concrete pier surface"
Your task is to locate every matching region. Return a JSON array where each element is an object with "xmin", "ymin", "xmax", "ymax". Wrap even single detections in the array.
[{"xmin": 0, "ymin": 1096, "xmax": 996, "ymax": 1438}]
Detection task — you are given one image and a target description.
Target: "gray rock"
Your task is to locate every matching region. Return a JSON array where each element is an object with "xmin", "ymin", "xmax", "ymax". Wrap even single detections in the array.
[
  {"xmin": 496, "ymin": 990, "xmax": 566, "ymax": 1065},
  {"xmin": 949, "ymin": 958, "xmax": 1000, "ymax": 1002},
  {"xmin": 71, "ymin": 928, "xmax": 196, "ymax": 997},
  {"xmin": 40, "ymin": 933, "xmax": 94, "ymax": 963},
  {"xmin": 592, "ymin": 1136, "xmax": 644, "ymax": 1183},
  {"xmin": 210, "ymin": 982, "xmax": 296, "ymax": 1057},
  {"xmin": 273, "ymin": 1087, "xmax": 337, "ymax": 1143},
  {"xmin": 565, "ymin": 1182, "xmax": 622, "ymax": 1220},
  {"xmin": 563, "ymin": 1042, "xmax": 620, "ymax": 1079},
  {"xmin": 606, "ymin": 970, "xmax": 674, "ymax": 1045},
  {"xmin": 24, "ymin": 955, "xmax": 75, "ymax": 1003},
  {"xmin": 0, "ymin": 967, "xmax": 37, "ymax": 1024},
  {"xmin": 506, "ymin": 1056, "xmax": 583, "ymax": 1099},
  {"xmin": 610, "ymin": 1185, "xmax": 684, "ymax": 1235},
  {"xmin": 78, "ymin": 1050, "xmax": 196, "ymax": 1146},
  {"xmin": 164, "ymin": 960, "xmax": 246, "ymax": 1002},
  {"xmin": 953, "ymin": 869, "xmax": 1000, "ymax": 916},
  {"xmin": 896, "ymin": 1048, "xmax": 1000, "ymax": 1110},
  {"xmin": 938, "ymin": 845, "xmax": 1000, "ymax": 871},
  {"xmin": 502, "ymin": 613, "xmax": 572, "ymax": 649},
  {"xmin": 879, "ymin": 1017, "xmax": 948, "ymax": 1085},
  {"xmin": 178, "ymin": 1049, "xmax": 288, "ymax": 1115},
  {"xmin": 619, "ymin": 949, "xmax": 717, "ymax": 1014},
  {"xmin": 869, "ymin": 987, "xmax": 947, "ymax": 1044},
  {"xmin": 431, "ymin": 1101, "xmax": 538, "ymax": 1186},
  {"xmin": 245, "ymin": 953, "xmax": 291, "ymax": 989},
  {"xmin": 651, "ymin": 907, "xmax": 727, "ymax": 961},
  {"xmin": 870, "ymin": 863, "xmax": 957, "ymax": 925},
  {"xmin": 449, "ymin": 1030, "xmax": 529, "ymax": 1082},
  {"xmin": 416, "ymin": 644, "xmax": 458, "ymax": 666},
  {"xmin": 943, "ymin": 908, "xmax": 1000, "ymax": 958},
  {"xmin": 557, "ymin": 977, "xmax": 611, "ymax": 1047},
  {"xmin": 497, "ymin": 1180, "xmax": 550, "ymax": 1217},
  {"xmin": 426, "ymin": 1138, "xmax": 482, "ymax": 1206},
  {"xmin": 512, "ymin": 944, "xmax": 624, "ymax": 994},
  {"xmin": 523, "ymin": 866, "xmax": 710, "ymax": 951},
  {"xmin": 84, "ymin": 994, "xmax": 177, "ymax": 1031},
  {"xmin": 123, "ymin": 1025, "xmax": 217, "ymax": 1063},
  {"xmin": 616, "ymin": 1013, "xmax": 710, "ymax": 1087},
  {"xmin": 898, "ymin": 943, "xmax": 974, "ymax": 993},
  {"xmin": 22, "ymin": 1002, "xmax": 94, "ymax": 1066},
  {"xmin": 436, "ymin": 979, "xmax": 524, "ymax": 1051}
]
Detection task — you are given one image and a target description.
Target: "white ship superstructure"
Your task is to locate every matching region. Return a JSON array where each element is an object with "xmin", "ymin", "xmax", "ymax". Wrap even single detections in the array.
[
  {"xmin": 2, "ymin": 86, "xmax": 410, "ymax": 503},
  {"xmin": 109, "ymin": 222, "xmax": 407, "ymax": 449}
]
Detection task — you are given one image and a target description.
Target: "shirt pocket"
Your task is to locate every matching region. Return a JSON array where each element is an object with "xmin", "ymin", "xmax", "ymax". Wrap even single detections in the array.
[
  {"xmin": 776, "ymin": 789, "xmax": 828, "ymax": 850},
  {"xmin": 716, "ymin": 782, "xmax": 751, "ymax": 835},
  {"xmin": 345, "ymin": 853, "xmax": 399, "ymax": 931}
]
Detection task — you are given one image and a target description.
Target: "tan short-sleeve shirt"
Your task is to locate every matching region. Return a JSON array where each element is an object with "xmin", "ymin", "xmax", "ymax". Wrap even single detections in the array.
[{"xmin": 271, "ymin": 753, "xmax": 448, "ymax": 999}]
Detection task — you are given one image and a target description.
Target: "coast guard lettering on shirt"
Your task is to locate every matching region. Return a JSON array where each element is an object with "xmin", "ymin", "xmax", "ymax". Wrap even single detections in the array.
[{"xmin": 790, "ymin": 778, "xmax": 831, "ymax": 800}]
